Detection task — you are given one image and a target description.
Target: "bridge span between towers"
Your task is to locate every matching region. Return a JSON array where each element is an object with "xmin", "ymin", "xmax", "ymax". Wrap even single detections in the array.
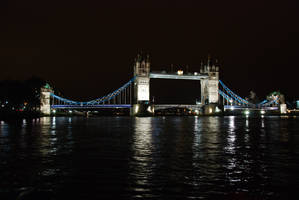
[{"xmin": 40, "ymin": 54, "xmax": 285, "ymax": 116}]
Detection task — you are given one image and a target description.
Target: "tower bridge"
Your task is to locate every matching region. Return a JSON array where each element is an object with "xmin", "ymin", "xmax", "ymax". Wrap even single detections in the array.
[
  {"xmin": 131, "ymin": 54, "xmax": 219, "ymax": 116},
  {"xmin": 40, "ymin": 54, "xmax": 285, "ymax": 116}
]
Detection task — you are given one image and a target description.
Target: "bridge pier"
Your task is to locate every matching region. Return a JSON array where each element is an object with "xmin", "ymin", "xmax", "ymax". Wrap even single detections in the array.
[
  {"xmin": 280, "ymin": 103, "xmax": 287, "ymax": 114},
  {"xmin": 202, "ymin": 104, "xmax": 220, "ymax": 115},
  {"xmin": 131, "ymin": 103, "xmax": 154, "ymax": 116}
]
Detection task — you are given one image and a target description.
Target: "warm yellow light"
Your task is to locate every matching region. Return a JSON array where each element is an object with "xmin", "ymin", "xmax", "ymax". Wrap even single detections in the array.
[
  {"xmin": 147, "ymin": 106, "xmax": 153, "ymax": 113},
  {"xmin": 177, "ymin": 70, "xmax": 183, "ymax": 75},
  {"xmin": 135, "ymin": 105, "xmax": 139, "ymax": 113}
]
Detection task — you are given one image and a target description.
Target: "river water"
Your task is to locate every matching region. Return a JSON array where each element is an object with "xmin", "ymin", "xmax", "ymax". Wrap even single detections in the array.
[{"xmin": 0, "ymin": 116, "xmax": 299, "ymax": 199}]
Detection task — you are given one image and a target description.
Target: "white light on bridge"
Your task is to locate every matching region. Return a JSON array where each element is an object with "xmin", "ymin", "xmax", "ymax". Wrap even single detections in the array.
[
  {"xmin": 52, "ymin": 109, "xmax": 56, "ymax": 114},
  {"xmin": 69, "ymin": 110, "xmax": 72, "ymax": 114},
  {"xmin": 244, "ymin": 110, "xmax": 250, "ymax": 115},
  {"xmin": 147, "ymin": 106, "xmax": 154, "ymax": 113},
  {"xmin": 177, "ymin": 70, "xmax": 183, "ymax": 75},
  {"xmin": 135, "ymin": 105, "xmax": 139, "ymax": 114},
  {"xmin": 260, "ymin": 110, "xmax": 265, "ymax": 114}
]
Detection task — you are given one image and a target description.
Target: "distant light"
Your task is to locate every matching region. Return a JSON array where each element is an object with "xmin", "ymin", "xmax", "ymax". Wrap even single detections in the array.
[
  {"xmin": 229, "ymin": 99, "xmax": 233, "ymax": 103},
  {"xmin": 260, "ymin": 110, "xmax": 265, "ymax": 114},
  {"xmin": 209, "ymin": 108, "xmax": 213, "ymax": 113},
  {"xmin": 69, "ymin": 110, "xmax": 72, "ymax": 114},
  {"xmin": 230, "ymin": 106, "xmax": 235, "ymax": 111},
  {"xmin": 135, "ymin": 105, "xmax": 139, "ymax": 113},
  {"xmin": 245, "ymin": 110, "xmax": 250, "ymax": 115},
  {"xmin": 53, "ymin": 110, "xmax": 56, "ymax": 114},
  {"xmin": 147, "ymin": 106, "xmax": 153, "ymax": 113},
  {"xmin": 195, "ymin": 109, "xmax": 199, "ymax": 115},
  {"xmin": 194, "ymin": 72, "xmax": 198, "ymax": 75},
  {"xmin": 177, "ymin": 70, "xmax": 183, "ymax": 75}
]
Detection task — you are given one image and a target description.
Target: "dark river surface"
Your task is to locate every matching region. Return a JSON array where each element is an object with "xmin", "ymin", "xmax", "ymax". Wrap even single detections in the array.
[{"xmin": 1, "ymin": 116, "xmax": 299, "ymax": 199}]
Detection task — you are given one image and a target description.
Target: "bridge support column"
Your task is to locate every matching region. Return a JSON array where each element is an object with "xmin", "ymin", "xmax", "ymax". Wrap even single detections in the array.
[
  {"xmin": 131, "ymin": 54, "xmax": 154, "ymax": 116},
  {"xmin": 200, "ymin": 57, "xmax": 220, "ymax": 115},
  {"xmin": 131, "ymin": 103, "xmax": 154, "ymax": 116},
  {"xmin": 40, "ymin": 84, "xmax": 53, "ymax": 115},
  {"xmin": 280, "ymin": 103, "xmax": 287, "ymax": 114},
  {"xmin": 203, "ymin": 104, "xmax": 219, "ymax": 115}
]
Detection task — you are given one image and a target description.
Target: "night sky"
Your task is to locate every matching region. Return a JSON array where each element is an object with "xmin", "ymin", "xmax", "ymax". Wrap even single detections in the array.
[{"xmin": 1, "ymin": 1, "xmax": 298, "ymax": 103}]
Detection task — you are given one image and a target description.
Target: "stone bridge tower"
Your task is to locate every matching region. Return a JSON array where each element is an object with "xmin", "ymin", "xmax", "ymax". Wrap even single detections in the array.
[
  {"xmin": 40, "ymin": 83, "xmax": 53, "ymax": 115},
  {"xmin": 200, "ymin": 57, "xmax": 220, "ymax": 114},
  {"xmin": 131, "ymin": 54, "xmax": 153, "ymax": 116}
]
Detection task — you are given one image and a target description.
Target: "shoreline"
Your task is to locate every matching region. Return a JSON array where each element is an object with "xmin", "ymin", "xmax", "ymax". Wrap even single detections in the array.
[{"xmin": 1, "ymin": 112, "xmax": 299, "ymax": 120}]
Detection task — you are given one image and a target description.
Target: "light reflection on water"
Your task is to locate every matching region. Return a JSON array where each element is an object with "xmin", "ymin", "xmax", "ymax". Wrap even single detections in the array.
[
  {"xmin": 0, "ymin": 116, "xmax": 298, "ymax": 199},
  {"xmin": 131, "ymin": 117, "xmax": 153, "ymax": 193}
]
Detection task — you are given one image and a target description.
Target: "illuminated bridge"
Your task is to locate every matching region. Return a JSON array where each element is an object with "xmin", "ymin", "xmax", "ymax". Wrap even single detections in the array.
[{"xmin": 40, "ymin": 55, "xmax": 282, "ymax": 116}]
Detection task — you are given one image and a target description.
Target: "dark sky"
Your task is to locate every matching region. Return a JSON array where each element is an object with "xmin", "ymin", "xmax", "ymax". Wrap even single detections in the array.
[{"xmin": 1, "ymin": 0, "xmax": 299, "ymax": 103}]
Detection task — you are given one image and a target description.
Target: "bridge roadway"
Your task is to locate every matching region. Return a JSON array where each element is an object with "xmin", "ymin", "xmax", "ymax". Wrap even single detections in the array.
[
  {"xmin": 51, "ymin": 104, "xmax": 279, "ymax": 111},
  {"xmin": 51, "ymin": 104, "xmax": 131, "ymax": 109},
  {"xmin": 224, "ymin": 105, "xmax": 279, "ymax": 111},
  {"xmin": 51, "ymin": 104, "xmax": 203, "ymax": 110}
]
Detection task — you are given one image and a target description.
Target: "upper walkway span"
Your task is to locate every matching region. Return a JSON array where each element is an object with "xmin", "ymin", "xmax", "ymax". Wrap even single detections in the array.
[{"xmin": 149, "ymin": 72, "xmax": 208, "ymax": 80}]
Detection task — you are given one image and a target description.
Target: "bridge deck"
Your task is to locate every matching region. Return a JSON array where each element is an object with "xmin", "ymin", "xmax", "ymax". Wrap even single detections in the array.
[
  {"xmin": 149, "ymin": 72, "xmax": 208, "ymax": 80},
  {"xmin": 224, "ymin": 105, "xmax": 279, "ymax": 110},
  {"xmin": 154, "ymin": 104, "xmax": 203, "ymax": 110},
  {"xmin": 51, "ymin": 104, "xmax": 131, "ymax": 109},
  {"xmin": 51, "ymin": 104, "xmax": 278, "ymax": 111}
]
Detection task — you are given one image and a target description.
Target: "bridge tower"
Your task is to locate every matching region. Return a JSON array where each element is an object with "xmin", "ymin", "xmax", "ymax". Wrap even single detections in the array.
[
  {"xmin": 131, "ymin": 54, "xmax": 153, "ymax": 116},
  {"xmin": 40, "ymin": 83, "xmax": 53, "ymax": 115},
  {"xmin": 200, "ymin": 56, "xmax": 220, "ymax": 114}
]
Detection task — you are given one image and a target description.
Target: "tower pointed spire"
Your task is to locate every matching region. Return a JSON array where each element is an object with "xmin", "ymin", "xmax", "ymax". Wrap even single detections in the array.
[{"xmin": 207, "ymin": 54, "xmax": 211, "ymax": 67}]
